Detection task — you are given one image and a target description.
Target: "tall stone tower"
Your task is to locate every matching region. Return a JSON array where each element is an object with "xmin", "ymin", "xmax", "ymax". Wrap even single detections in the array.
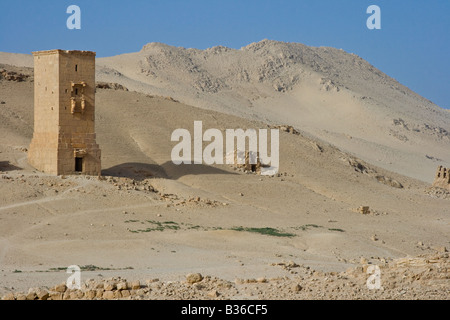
[{"xmin": 28, "ymin": 50, "xmax": 101, "ymax": 175}]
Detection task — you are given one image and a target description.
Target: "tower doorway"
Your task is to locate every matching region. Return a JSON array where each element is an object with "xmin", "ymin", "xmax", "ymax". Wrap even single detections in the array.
[{"xmin": 75, "ymin": 157, "xmax": 83, "ymax": 172}]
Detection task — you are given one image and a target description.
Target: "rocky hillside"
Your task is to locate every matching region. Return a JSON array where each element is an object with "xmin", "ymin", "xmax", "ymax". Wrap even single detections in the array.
[
  {"xmin": 2, "ymin": 40, "xmax": 449, "ymax": 182},
  {"xmin": 96, "ymin": 40, "xmax": 450, "ymax": 182}
]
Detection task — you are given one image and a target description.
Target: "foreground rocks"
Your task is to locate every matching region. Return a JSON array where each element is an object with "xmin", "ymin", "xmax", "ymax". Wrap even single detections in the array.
[{"xmin": 2, "ymin": 252, "xmax": 449, "ymax": 300}]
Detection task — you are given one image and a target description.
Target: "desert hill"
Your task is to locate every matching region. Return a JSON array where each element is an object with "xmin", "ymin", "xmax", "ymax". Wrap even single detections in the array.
[
  {"xmin": 95, "ymin": 40, "xmax": 450, "ymax": 183},
  {"xmin": 2, "ymin": 40, "xmax": 449, "ymax": 182}
]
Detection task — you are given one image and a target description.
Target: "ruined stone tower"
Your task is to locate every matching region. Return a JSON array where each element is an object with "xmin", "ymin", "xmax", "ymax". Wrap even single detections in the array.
[
  {"xmin": 28, "ymin": 50, "xmax": 101, "ymax": 175},
  {"xmin": 433, "ymin": 166, "xmax": 450, "ymax": 191},
  {"xmin": 233, "ymin": 150, "xmax": 262, "ymax": 174}
]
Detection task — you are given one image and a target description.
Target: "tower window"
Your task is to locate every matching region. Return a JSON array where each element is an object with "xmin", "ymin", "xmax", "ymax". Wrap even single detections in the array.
[
  {"xmin": 75, "ymin": 64, "xmax": 78, "ymax": 72},
  {"xmin": 75, "ymin": 88, "xmax": 78, "ymax": 95},
  {"xmin": 75, "ymin": 157, "xmax": 83, "ymax": 172}
]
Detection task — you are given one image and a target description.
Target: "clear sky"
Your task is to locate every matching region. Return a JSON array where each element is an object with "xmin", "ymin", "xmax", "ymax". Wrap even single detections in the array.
[{"xmin": 1, "ymin": 0, "xmax": 449, "ymax": 109}]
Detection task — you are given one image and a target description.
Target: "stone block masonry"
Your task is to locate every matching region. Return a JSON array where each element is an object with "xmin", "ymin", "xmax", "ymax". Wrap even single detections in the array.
[
  {"xmin": 28, "ymin": 50, "xmax": 101, "ymax": 176},
  {"xmin": 433, "ymin": 166, "xmax": 450, "ymax": 191}
]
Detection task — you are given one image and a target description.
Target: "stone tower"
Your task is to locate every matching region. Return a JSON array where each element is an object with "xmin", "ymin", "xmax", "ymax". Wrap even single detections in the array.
[
  {"xmin": 28, "ymin": 50, "xmax": 101, "ymax": 176},
  {"xmin": 433, "ymin": 166, "xmax": 450, "ymax": 191}
]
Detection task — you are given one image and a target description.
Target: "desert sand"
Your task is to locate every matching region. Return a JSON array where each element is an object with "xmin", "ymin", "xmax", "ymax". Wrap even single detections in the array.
[{"xmin": 0, "ymin": 41, "xmax": 449, "ymax": 300}]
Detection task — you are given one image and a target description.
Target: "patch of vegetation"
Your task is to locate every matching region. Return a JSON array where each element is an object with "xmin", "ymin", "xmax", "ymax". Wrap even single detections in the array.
[
  {"xmin": 129, "ymin": 220, "xmax": 181, "ymax": 233},
  {"xmin": 46, "ymin": 265, "xmax": 134, "ymax": 272},
  {"xmin": 127, "ymin": 220, "xmax": 298, "ymax": 237},
  {"xmin": 80, "ymin": 265, "xmax": 112, "ymax": 271},
  {"xmin": 291, "ymin": 224, "xmax": 345, "ymax": 233},
  {"xmin": 293, "ymin": 224, "xmax": 322, "ymax": 231},
  {"xmin": 231, "ymin": 227, "xmax": 296, "ymax": 238},
  {"xmin": 328, "ymin": 228, "xmax": 345, "ymax": 232},
  {"xmin": 47, "ymin": 267, "xmax": 67, "ymax": 271},
  {"xmin": 126, "ymin": 219, "xmax": 344, "ymax": 236},
  {"xmin": 12, "ymin": 269, "xmax": 22, "ymax": 273}
]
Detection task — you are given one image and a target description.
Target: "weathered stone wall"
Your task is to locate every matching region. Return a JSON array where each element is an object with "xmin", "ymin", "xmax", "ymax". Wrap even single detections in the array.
[
  {"xmin": 433, "ymin": 166, "xmax": 450, "ymax": 191},
  {"xmin": 28, "ymin": 50, "xmax": 101, "ymax": 176},
  {"xmin": 233, "ymin": 149, "xmax": 261, "ymax": 174}
]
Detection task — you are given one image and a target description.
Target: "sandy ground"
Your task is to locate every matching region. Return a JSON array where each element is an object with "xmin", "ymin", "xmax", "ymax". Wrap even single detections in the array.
[{"xmin": 0, "ymin": 50, "xmax": 449, "ymax": 299}]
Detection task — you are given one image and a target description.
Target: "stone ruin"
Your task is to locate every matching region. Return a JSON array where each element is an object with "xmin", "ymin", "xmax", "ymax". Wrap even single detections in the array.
[
  {"xmin": 432, "ymin": 166, "xmax": 450, "ymax": 191},
  {"xmin": 233, "ymin": 150, "xmax": 262, "ymax": 174},
  {"xmin": 0, "ymin": 68, "xmax": 29, "ymax": 82},
  {"xmin": 28, "ymin": 49, "xmax": 101, "ymax": 176}
]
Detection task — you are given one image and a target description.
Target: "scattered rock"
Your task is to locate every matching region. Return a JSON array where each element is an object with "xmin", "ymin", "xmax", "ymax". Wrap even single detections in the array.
[
  {"xmin": 2, "ymin": 293, "xmax": 15, "ymax": 300},
  {"xmin": 104, "ymin": 281, "xmax": 116, "ymax": 291},
  {"xmin": 0, "ymin": 69, "xmax": 29, "ymax": 82},
  {"xmin": 36, "ymin": 289, "xmax": 49, "ymax": 300},
  {"xmin": 15, "ymin": 293, "xmax": 27, "ymax": 300},
  {"xmin": 358, "ymin": 206, "xmax": 370, "ymax": 215},
  {"xmin": 433, "ymin": 246, "xmax": 447, "ymax": 253},
  {"xmin": 121, "ymin": 290, "xmax": 130, "ymax": 298},
  {"xmin": 54, "ymin": 283, "xmax": 67, "ymax": 293},
  {"xmin": 256, "ymin": 277, "xmax": 267, "ymax": 283},
  {"xmin": 375, "ymin": 175, "xmax": 403, "ymax": 189},
  {"xmin": 292, "ymin": 284, "xmax": 302, "ymax": 292},
  {"xmin": 186, "ymin": 273, "xmax": 203, "ymax": 284},
  {"xmin": 116, "ymin": 282, "xmax": 127, "ymax": 291},
  {"xmin": 3, "ymin": 251, "xmax": 448, "ymax": 300},
  {"xmin": 26, "ymin": 291, "xmax": 37, "ymax": 300},
  {"xmin": 348, "ymin": 158, "xmax": 371, "ymax": 174},
  {"xmin": 95, "ymin": 289, "xmax": 104, "ymax": 299},
  {"xmin": 103, "ymin": 290, "xmax": 115, "ymax": 299},
  {"xmin": 49, "ymin": 292, "xmax": 63, "ymax": 300},
  {"xmin": 84, "ymin": 290, "xmax": 96, "ymax": 300},
  {"xmin": 96, "ymin": 82, "xmax": 129, "ymax": 91},
  {"xmin": 131, "ymin": 280, "xmax": 141, "ymax": 290},
  {"xmin": 207, "ymin": 290, "xmax": 219, "ymax": 298},
  {"xmin": 310, "ymin": 142, "xmax": 324, "ymax": 153},
  {"xmin": 270, "ymin": 124, "xmax": 299, "ymax": 135},
  {"xmin": 136, "ymin": 289, "xmax": 146, "ymax": 296},
  {"xmin": 193, "ymin": 282, "xmax": 204, "ymax": 290}
]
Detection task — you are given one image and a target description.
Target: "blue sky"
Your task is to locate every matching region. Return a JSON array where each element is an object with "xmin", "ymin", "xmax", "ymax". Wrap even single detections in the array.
[{"xmin": 1, "ymin": 0, "xmax": 449, "ymax": 109}]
